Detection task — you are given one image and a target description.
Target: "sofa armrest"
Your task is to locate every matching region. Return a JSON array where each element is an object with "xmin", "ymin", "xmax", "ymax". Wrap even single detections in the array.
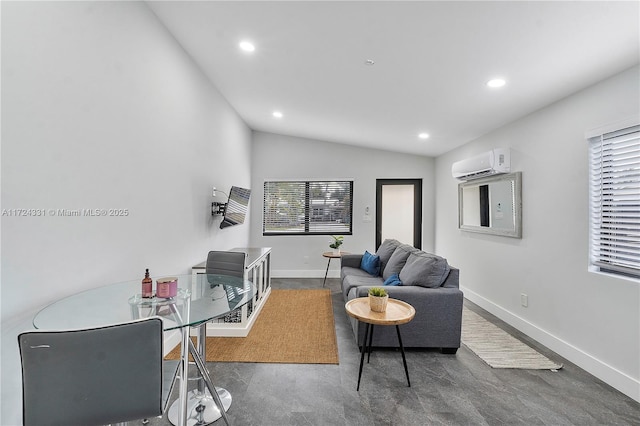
[
  {"xmin": 340, "ymin": 254, "xmax": 363, "ymax": 269},
  {"xmin": 442, "ymin": 267, "xmax": 460, "ymax": 289}
]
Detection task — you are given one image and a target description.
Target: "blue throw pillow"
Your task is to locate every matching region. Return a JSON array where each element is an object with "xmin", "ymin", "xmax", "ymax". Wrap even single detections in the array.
[
  {"xmin": 383, "ymin": 273, "xmax": 403, "ymax": 286},
  {"xmin": 360, "ymin": 251, "xmax": 381, "ymax": 276}
]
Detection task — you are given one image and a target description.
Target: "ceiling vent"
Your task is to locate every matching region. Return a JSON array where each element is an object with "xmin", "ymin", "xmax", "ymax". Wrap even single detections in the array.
[{"xmin": 451, "ymin": 148, "xmax": 511, "ymax": 180}]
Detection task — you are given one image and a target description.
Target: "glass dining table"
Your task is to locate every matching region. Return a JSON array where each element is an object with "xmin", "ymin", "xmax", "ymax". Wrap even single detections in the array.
[{"xmin": 33, "ymin": 273, "xmax": 255, "ymax": 426}]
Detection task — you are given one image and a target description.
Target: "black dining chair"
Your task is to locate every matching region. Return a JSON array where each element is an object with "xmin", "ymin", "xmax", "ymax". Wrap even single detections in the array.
[{"xmin": 18, "ymin": 317, "xmax": 177, "ymax": 426}]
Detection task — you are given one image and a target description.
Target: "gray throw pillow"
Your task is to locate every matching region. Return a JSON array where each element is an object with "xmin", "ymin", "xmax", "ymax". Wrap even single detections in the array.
[
  {"xmin": 375, "ymin": 239, "xmax": 401, "ymax": 275},
  {"xmin": 382, "ymin": 245, "xmax": 412, "ymax": 280},
  {"xmin": 399, "ymin": 252, "xmax": 451, "ymax": 288}
]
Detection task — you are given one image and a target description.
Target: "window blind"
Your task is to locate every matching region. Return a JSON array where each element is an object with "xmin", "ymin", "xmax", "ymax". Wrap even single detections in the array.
[
  {"xmin": 263, "ymin": 180, "xmax": 353, "ymax": 235},
  {"xmin": 589, "ymin": 124, "xmax": 640, "ymax": 278}
]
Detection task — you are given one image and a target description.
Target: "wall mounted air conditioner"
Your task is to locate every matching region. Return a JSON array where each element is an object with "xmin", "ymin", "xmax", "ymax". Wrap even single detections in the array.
[{"xmin": 451, "ymin": 148, "xmax": 511, "ymax": 180}]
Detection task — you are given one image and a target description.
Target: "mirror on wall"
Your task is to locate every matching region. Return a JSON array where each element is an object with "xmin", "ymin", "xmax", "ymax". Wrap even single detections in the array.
[{"xmin": 458, "ymin": 172, "xmax": 522, "ymax": 238}]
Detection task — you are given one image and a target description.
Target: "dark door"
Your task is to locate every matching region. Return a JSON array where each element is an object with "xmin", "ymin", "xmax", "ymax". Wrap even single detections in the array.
[{"xmin": 375, "ymin": 179, "xmax": 422, "ymax": 250}]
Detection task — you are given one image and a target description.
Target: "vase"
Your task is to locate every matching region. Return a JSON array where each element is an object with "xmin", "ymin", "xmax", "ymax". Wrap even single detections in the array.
[
  {"xmin": 333, "ymin": 248, "xmax": 340, "ymax": 255},
  {"xmin": 369, "ymin": 294, "xmax": 388, "ymax": 313}
]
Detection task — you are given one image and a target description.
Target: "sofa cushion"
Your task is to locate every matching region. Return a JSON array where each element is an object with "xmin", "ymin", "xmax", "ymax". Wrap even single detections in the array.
[
  {"xmin": 399, "ymin": 252, "xmax": 451, "ymax": 288},
  {"xmin": 344, "ymin": 274, "xmax": 383, "ymax": 287},
  {"xmin": 360, "ymin": 250, "xmax": 381, "ymax": 276},
  {"xmin": 382, "ymin": 245, "xmax": 413, "ymax": 280},
  {"xmin": 342, "ymin": 273, "xmax": 384, "ymax": 299},
  {"xmin": 383, "ymin": 273, "xmax": 402, "ymax": 286},
  {"xmin": 375, "ymin": 239, "xmax": 402, "ymax": 275},
  {"xmin": 341, "ymin": 266, "xmax": 373, "ymax": 281}
]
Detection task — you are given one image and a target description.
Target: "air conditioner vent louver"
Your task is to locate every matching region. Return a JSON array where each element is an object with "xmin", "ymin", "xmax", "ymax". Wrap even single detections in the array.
[{"xmin": 451, "ymin": 149, "xmax": 511, "ymax": 180}]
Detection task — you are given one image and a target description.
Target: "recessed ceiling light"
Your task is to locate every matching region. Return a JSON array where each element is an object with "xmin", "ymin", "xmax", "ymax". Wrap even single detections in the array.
[
  {"xmin": 365, "ymin": 59, "xmax": 375, "ymax": 66},
  {"xmin": 272, "ymin": 111, "xmax": 283, "ymax": 119},
  {"xmin": 418, "ymin": 133, "xmax": 430, "ymax": 140},
  {"xmin": 487, "ymin": 78, "xmax": 506, "ymax": 88},
  {"xmin": 239, "ymin": 41, "xmax": 255, "ymax": 52}
]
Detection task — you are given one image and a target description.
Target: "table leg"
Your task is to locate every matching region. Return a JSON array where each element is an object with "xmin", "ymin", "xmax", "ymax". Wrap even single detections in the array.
[
  {"xmin": 167, "ymin": 302, "xmax": 190, "ymax": 426},
  {"xmin": 168, "ymin": 324, "xmax": 232, "ymax": 426},
  {"xmin": 176, "ymin": 321, "xmax": 190, "ymax": 426},
  {"xmin": 396, "ymin": 325, "xmax": 411, "ymax": 387},
  {"xmin": 366, "ymin": 324, "xmax": 374, "ymax": 364},
  {"xmin": 187, "ymin": 338, "xmax": 231, "ymax": 426},
  {"xmin": 322, "ymin": 258, "xmax": 332, "ymax": 287},
  {"xmin": 356, "ymin": 322, "xmax": 370, "ymax": 391}
]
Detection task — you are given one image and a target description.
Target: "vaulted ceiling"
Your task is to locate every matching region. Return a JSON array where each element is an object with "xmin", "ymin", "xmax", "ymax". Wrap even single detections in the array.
[{"xmin": 149, "ymin": 1, "xmax": 639, "ymax": 157}]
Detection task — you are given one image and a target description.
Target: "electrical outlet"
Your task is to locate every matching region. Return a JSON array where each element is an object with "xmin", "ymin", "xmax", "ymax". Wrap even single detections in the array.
[
  {"xmin": 303, "ymin": 256, "xmax": 309, "ymax": 264},
  {"xmin": 521, "ymin": 293, "xmax": 528, "ymax": 307}
]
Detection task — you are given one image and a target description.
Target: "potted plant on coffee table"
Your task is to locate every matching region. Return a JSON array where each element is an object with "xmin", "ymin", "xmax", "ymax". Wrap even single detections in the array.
[{"xmin": 368, "ymin": 287, "xmax": 388, "ymax": 312}]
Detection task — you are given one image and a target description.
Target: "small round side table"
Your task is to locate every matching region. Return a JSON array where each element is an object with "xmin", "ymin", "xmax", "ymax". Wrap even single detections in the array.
[
  {"xmin": 322, "ymin": 251, "xmax": 349, "ymax": 287},
  {"xmin": 345, "ymin": 297, "xmax": 416, "ymax": 391}
]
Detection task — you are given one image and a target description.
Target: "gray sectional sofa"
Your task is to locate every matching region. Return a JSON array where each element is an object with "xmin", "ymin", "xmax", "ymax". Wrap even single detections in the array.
[{"xmin": 341, "ymin": 239, "xmax": 463, "ymax": 353}]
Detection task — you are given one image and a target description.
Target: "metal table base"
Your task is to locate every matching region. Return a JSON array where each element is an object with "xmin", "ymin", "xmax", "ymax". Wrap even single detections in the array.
[
  {"xmin": 168, "ymin": 387, "xmax": 231, "ymax": 426},
  {"xmin": 168, "ymin": 324, "xmax": 232, "ymax": 426}
]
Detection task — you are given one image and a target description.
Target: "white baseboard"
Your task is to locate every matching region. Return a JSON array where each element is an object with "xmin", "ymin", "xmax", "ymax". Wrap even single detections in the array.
[{"xmin": 461, "ymin": 286, "xmax": 640, "ymax": 403}]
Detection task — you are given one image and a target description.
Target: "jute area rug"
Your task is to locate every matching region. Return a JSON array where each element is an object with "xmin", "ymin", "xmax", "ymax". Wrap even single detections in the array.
[
  {"xmin": 166, "ymin": 289, "xmax": 339, "ymax": 364},
  {"xmin": 462, "ymin": 307, "xmax": 563, "ymax": 370}
]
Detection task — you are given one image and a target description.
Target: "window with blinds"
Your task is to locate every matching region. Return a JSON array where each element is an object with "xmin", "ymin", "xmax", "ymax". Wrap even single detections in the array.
[
  {"xmin": 588, "ymin": 124, "xmax": 640, "ymax": 279},
  {"xmin": 263, "ymin": 180, "xmax": 353, "ymax": 235}
]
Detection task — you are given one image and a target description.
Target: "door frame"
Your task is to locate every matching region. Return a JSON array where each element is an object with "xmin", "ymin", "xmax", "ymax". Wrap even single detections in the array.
[{"xmin": 375, "ymin": 179, "xmax": 422, "ymax": 250}]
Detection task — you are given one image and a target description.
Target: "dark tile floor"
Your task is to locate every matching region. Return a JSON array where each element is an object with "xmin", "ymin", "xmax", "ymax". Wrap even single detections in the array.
[{"xmin": 151, "ymin": 278, "xmax": 640, "ymax": 426}]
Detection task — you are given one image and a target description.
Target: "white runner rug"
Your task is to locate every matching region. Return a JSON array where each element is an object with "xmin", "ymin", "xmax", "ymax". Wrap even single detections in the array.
[{"xmin": 462, "ymin": 307, "xmax": 563, "ymax": 370}]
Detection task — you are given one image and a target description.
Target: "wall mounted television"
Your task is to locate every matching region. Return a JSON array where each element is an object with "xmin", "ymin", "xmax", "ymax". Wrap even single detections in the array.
[{"xmin": 220, "ymin": 186, "xmax": 251, "ymax": 229}]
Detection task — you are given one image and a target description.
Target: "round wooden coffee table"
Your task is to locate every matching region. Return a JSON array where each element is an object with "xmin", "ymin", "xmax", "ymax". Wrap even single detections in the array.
[{"xmin": 345, "ymin": 297, "xmax": 416, "ymax": 391}]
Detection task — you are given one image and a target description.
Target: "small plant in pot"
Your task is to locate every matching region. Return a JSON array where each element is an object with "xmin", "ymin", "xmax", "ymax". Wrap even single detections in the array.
[
  {"xmin": 368, "ymin": 287, "xmax": 389, "ymax": 313},
  {"xmin": 329, "ymin": 235, "xmax": 344, "ymax": 254}
]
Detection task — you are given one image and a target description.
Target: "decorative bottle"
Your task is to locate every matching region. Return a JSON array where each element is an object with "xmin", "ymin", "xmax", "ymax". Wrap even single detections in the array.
[{"xmin": 142, "ymin": 268, "xmax": 153, "ymax": 298}]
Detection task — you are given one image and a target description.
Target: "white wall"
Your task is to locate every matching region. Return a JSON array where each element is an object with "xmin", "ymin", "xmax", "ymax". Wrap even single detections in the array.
[
  {"xmin": 250, "ymin": 131, "xmax": 435, "ymax": 277},
  {"xmin": 1, "ymin": 2, "xmax": 251, "ymax": 421},
  {"xmin": 434, "ymin": 65, "xmax": 640, "ymax": 401}
]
